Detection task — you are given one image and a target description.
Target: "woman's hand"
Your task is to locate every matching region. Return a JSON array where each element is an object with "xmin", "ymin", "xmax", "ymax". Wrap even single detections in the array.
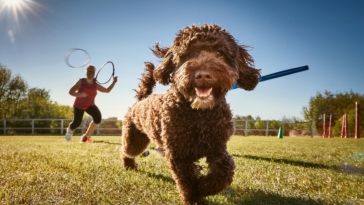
[
  {"xmin": 97, "ymin": 76, "xmax": 117, "ymax": 93},
  {"xmin": 113, "ymin": 76, "xmax": 118, "ymax": 83}
]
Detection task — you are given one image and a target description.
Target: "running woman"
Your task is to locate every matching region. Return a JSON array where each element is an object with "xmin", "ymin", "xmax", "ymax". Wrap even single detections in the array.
[{"xmin": 65, "ymin": 64, "xmax": 117, "ymax": 142}]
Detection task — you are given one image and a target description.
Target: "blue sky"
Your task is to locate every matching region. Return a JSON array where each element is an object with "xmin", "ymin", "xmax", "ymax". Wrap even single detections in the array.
[{"xmin": 1, "ymin": 0, "xmax": 363, "ymax": 120}]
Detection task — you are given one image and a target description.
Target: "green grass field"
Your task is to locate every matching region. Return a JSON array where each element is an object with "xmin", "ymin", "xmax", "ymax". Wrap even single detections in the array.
[{"xmin": 0, "ymin": 136, "xmax": 363, "ymax": 205}]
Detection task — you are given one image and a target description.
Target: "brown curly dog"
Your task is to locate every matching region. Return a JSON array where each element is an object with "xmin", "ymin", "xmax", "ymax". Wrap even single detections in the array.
[{"xmin": 121, "ymin": 24, "xmax": 260, "ymax": 205}]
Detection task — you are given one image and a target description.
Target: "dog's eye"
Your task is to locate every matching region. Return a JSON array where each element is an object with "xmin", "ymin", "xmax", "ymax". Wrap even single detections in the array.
[
  {"xmin": 216, "ymin": 51, "xmax": 224, "ymax": 57},
  {"xmin": 188, "ymin": 52, "xmax": 198, "ymax": 58}
]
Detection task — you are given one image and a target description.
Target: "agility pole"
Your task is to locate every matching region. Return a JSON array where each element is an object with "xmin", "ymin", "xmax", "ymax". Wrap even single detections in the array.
[{"xmin": 230, "ymin": 65, "xmax": 309, "ymax": 90}]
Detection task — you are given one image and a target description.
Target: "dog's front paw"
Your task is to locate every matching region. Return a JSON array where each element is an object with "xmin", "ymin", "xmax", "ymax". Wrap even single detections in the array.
[
  {"xmin": 121, "ymin": 157, "xmax": 138, "ymax": 170},
  {"xmin": 184, "ymin": 197, "xmax": 208, "ymax": 205},
  {"xmin": 197, "ymin": 175, "xmax": 231, "ymax": 197}
]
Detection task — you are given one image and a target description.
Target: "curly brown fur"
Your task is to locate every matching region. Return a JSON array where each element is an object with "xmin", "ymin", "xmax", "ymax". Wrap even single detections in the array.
[
  {"xmin": 134, "ymin": 62, "xmax": 156, "ymax": 101},
  {"xmin": 121, "ymin": 24, "xmax": 260, "ymax": 205}
]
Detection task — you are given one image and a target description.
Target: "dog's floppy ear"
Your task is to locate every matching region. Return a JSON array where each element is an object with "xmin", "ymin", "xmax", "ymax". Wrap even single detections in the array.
[
  {"xmin": 236, "ymin": 46, "xmax": 261, "ymax": 91},
  {"xmin": 150, "ymin": 43, "xmax": 176, "ymax": 85}
]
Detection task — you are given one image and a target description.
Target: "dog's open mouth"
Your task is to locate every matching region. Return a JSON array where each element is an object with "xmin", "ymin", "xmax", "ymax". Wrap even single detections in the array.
[
  {"xmin": 195, "ymin": 87, "xmax": 212, "ymax": 98},
  {"xmin": 191, "ymin": 87, "xmax": 215, "ymax": 109}
]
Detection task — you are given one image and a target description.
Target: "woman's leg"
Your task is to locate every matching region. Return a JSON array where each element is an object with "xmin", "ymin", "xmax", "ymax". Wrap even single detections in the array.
[
  {"xmin": 65, "ymin": 107, "xmax": 84, "ymax": 141},
  {"xmin": 84, "ymin": 105, "xmax": 102, "ymax": 136},
  {"xmin": 69, "ymin": 107, "xmax": 85, "ymax": 131}
]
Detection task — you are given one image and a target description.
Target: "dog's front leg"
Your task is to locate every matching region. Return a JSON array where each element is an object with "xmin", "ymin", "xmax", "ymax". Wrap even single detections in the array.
[
  {"xmin": 167, "ymin": 157, "xmax": 208, "ymax": 205},
  {"xmin": 197, "ymin": 150, "xmax": 235, "ymax": 197},
  {"xmin": 120, "ymin": 115, "xmax": 150, "ymax": 170}
]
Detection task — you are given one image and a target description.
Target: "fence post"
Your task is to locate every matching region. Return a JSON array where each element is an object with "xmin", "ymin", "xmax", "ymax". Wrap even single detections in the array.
[
  {"xmin": 355, "ymin": 102, "xmax": 360, "ymax": 139},
  {"xmin": 245, "ymin": 120, "xmax": 248, "ymax": 137},
  {"xmin": 3, "ymin": 119, "xmax": 5, "ymax": 135},
  {"xmin": 310, "ymin": 122, "xmax": 313, "ymax": 138},
  {"xmin": 322, "ymin": 113, "xmax": 326, "ymax": 138},
  {"xmin": 32, "ymin": 119, "xmax": 35, "ymax": 135},
  {"xmin": 266, "ymin": 120, "xmax": 269, "ymax": 136},
  {"xmin": 61, "ymin": 119, "xmax": 64, "ymax": 135},
  {"xmin": 328, "ymin": 114, "xmax": 332, "ymax": 138}
]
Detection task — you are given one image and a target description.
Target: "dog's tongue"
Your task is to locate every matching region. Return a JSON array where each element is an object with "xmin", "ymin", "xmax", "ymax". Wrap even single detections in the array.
[{"xmin": 195, "ymin": 87, "xmax": 212, "ymax": 98}]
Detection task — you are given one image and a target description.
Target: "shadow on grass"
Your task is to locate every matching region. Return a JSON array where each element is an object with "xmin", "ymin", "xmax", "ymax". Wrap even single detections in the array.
[
  {"xmin": 211, "ymin": 187, "xmax": 326, "ymax": 205},
  {"xmin": 139, "ymin": 169, "xmax": 326, "ymax": 204},
  {"xmin": 92, "ymin": 140, "xmax": 121, "ymax": 145},
  {"xmin": 137, "ymin": 170, "xmax": 175, "ymax": 184},
  {"xmin": 233, "ymin": 154, "xmax": 364, "ymax": 175},
  {"xmin": 135, "ymin": 163, "xmax": 331, "ymax": 204},
  {"xmin": 234, "ymin": 154, "xmax": 336, "ymax": 169}
]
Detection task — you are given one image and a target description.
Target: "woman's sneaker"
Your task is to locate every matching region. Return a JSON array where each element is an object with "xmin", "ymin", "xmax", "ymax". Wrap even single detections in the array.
[
  {"xmin": 80, "ymin": 135, "xmax": 93, "ymax": 143},
  {"xmin": 65, "ymin": 127, "xmax": 73, "ymax": 141}
]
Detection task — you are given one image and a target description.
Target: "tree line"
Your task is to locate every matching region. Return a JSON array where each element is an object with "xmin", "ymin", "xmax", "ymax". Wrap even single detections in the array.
[{"xmin": 0, "ymin": 64, "xmax": 73, "ymax": 119}]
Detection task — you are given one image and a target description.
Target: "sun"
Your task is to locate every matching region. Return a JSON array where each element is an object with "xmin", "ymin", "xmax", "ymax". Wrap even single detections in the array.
[
  {"xmin": 0, "ymin": 0, "xmax": 44, "ymax": 24},
  {"xmin": 0, "ymin": 0, "xmax": 26, "ymax": 23},
  {"xmin": 0, "ymin": 0, "xmax": 46, "ymax": 43},
  {"xmin": 3, "ymin": 0, "xmax": 24, "ymax": 7}
]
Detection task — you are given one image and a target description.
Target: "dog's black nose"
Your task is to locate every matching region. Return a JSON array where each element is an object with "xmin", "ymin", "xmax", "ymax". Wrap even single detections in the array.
[{"xmin": 195, "ymin": 70, "xmax": 212, "ymax": 82}]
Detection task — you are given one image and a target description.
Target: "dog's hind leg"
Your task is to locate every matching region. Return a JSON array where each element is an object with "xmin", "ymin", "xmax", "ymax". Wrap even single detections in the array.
[{"xmin": 120, "ymin": 116, "xmax": 150, "ymax": 170}]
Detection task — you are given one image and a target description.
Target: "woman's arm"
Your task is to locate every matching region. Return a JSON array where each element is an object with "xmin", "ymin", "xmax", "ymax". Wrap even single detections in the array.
[
  {"xmin": 97, "ymin": 76, "xmax": 118, "ymax": 93},
  {"xmin": 69, "ymin": 79, "xmax": 87, "ymax": 97}
]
